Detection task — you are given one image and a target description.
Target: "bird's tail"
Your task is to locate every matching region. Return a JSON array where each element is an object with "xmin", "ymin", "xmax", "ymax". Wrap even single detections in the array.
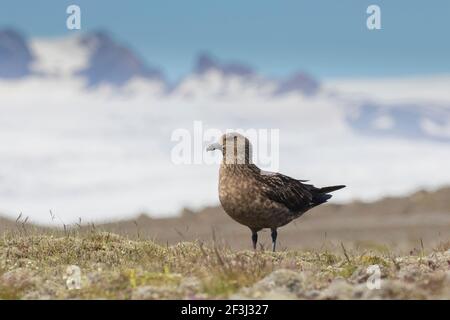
[
  {"xmin": 309, "ymin": 185, "xmax": 346, "ymax": 208},
  {"xmin": 317, "ymin": 185, "xmax": 346, "ymax": 194}
]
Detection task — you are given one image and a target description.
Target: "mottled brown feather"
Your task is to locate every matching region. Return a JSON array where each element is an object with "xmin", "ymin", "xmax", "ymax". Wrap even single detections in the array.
[{"xmin": 214, "ymin": 133, "xmax": 345, "ymax": 232}]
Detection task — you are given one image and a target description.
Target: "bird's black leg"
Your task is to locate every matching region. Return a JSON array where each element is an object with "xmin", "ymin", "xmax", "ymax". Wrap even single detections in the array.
[
  {"xmin": 251, "ymin": 231, "xmax": 258, "ymax": 250},
  {"xmin": 271, "ymin": 228, "xmax": 278, "ymax": 252}
]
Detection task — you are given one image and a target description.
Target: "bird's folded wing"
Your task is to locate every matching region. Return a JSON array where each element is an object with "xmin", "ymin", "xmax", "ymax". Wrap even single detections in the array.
[{"xmin": 257, "ymin": 173, "xmax": 314, "ymax": 212}]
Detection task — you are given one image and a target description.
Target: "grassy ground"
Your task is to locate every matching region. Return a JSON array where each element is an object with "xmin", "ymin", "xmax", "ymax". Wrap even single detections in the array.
[{"xmin": 0, "ymin": 230, "xmax": 449, "ymax": 299}]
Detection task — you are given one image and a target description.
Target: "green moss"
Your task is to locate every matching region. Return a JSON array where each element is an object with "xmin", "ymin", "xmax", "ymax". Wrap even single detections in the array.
[
  {"xmin": 133, "ymin": 271, "xmax": 182, "ymax": 287},
  {"xmin": 338, "ymin": 264, "xmax": 358, "ymax": 278},
  {"xmin": 202, "ymin": 277, "xmax": 240, "ymax": 297},
  {"xmin": 0, "ymin": 286, "xmax": 23, "ymax": 299},
  {"xmin": 319, "ymin": 252, "xmax": 339, "ymax": 266},
  {"xmin": 359, "ymin": 255, "xmax": 389, "ymax": 267}
]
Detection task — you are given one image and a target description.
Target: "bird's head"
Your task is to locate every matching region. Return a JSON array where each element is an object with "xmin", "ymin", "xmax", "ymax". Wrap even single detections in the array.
[{"xmin": 207, "ymin": 132, "xmax": 253, "ymax": 165}]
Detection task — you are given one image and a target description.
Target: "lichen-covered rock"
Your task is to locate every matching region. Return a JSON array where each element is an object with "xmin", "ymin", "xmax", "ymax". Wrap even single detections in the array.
[
  {"xmin": 397, "ymin": 264, "xmax": 422, "ymax": 282},
  {"xmin": 319, "ymin": 278, "xmax": 355, "ymax": 299},
  {"xmin": 131, "ymin": 285, "xmax": 179, "ymax": 300},
  {"xmin": 361, "ymin": 279, "xmax": 427, "ymax": 300},
  {"xmin": 233, "ymin": 269, "xmax": 308, "ymax": 299},
  {"xmin": 179, "ymin": 276, "xmax": 202, "ymax": 294},
  {"xmin": 0, "ymin": 268, "xmax": 46, "ymax": 299},
  {"xmin": 0, "ymin": 268, "xmax": 38, "ymax": 289},
  {"xmin": 303, "ymin": 289, "xmax": 321, "ymax": 299},
  {"xmin": 349, "ymin": 266, "xmax": 369, "ymax": 284}
]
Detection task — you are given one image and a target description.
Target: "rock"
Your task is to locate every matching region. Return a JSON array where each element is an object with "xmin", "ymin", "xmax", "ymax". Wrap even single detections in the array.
[
  {"xmin": 442, "ymin": 271, "xmax": 450, "ymax": 297},
  {"xmin": 22, "ymin": 292, "xmax": 52, "ymax": 300},
  {"xmin": 319, "ymin": 278, "xmax": 355, "ymax": 299},
  {"xmin": 132, "ymin": 285, "xmax": 158, "ymax": 299},
  {"xmin": 0, "ymin": 268, "xmax": 47, "ymax": 299},
  {"xmin": 179, "ymin": 276, "xmax": 202, "ymax": 293},
  {"xmin": 0, "ymin": 268, "xmax": 37, "ymax": 289},
  {"xmin": 360, "ymin": 279, "xmax": 426, "ymax": 299},
  {"xmin": 233, "ymin": 269, "xmax": 308, "ymax": 299},
  {"xmin": 303, "ymin": 289, "xmax": 321, "ymax": 299},
  {"xmin": 320, "ymin": 277, "xmax": 430, "ymax": 300},
  {"xmin": 446, "ymin": 270, "xmax": 450, "ymax": 284},
  {"xmin": 86, "ymin": 270, "xmax": 103, "ymax": 285},
  {"xmin": 349, "ymin": 266, "xmax": 371, "ymax": 284},
  {"xmin": 398, "ymin": 264, "xmax": 422, "ymax": 282},
  {"xmin": 131, "ymin": 285, "xmax": 179, "ymax": 300}
]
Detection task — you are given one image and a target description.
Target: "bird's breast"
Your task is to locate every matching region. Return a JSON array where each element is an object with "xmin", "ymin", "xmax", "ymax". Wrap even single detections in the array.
[
  {"xmin": 218, "ymin": 165, "xmax": 291, "ymax": 229},
  {"xmin": 218, "ymin": 170, "xmax": 255, "ymax": 210}
]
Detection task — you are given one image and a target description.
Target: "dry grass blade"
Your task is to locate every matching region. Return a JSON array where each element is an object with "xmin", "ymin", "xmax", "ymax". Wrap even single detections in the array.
[{"xmin": 341, "ymin": 242, "xmax": 351, "ymax": 264}]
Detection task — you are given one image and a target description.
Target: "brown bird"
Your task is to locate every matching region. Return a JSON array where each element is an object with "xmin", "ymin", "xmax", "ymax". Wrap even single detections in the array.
[{"xmin": 207, "ymin": 132, "xmax": 345, "ymax": 251}]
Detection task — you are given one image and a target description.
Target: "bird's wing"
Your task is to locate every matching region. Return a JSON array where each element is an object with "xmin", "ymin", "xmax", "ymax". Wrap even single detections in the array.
[
  {"xmin": 260, "ymin": 169, "xmax": 309, "ymax": 182},
  {"xmin": 256, "ymin": 172, "xmax": 314, "ymax": 212}
]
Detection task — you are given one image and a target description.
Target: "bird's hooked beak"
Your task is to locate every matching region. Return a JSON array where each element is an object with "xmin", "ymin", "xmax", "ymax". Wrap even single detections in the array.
[{"xmin": 206, "ymin": 142, "xmax": 223, "ymax": 152}]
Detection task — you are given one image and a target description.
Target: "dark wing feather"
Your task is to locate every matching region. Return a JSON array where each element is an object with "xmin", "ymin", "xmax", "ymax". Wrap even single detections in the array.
[
  {"xmin": 256, "ymin": 173, "xmax": 314, "ymax": 212},
  {"xmin": 256, "ymin": 172, "xmax": 345, "ymax": 212}
]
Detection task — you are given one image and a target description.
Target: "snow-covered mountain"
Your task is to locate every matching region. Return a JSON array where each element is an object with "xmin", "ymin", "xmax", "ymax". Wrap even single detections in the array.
[
  {"xmin": 76, "ymin": 31, "xmax": 165, "ymax": 87},
  {"xmin": 0, "ymin": 29, "xmax": 320, "ymax": 96},
  {"xmin": 0, "ymin": 29, "xmax": 33, "ymax": 78},
  {"xmin": 172, "ymin": 53, "xmax": 320, "ymax": 98},
  {"xmin": 195, "ymin": 52, "xmax": 256, "ymax": 77},
  {"xmin": 0, "ymin": 29, "xmax": 163, "ymax": 88},
  {"xmin": 0, "ymin": 29, "xmax": 450, "ymax": 223},
  {"xmin": 1, "ymin": 29, "xmax": 449, "ymax": 143}
]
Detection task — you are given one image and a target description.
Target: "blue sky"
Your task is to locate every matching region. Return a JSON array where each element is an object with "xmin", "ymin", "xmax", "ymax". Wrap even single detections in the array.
[{"xmin": 1, "ymin": 0, "xmax": 449, "ymax": 81}]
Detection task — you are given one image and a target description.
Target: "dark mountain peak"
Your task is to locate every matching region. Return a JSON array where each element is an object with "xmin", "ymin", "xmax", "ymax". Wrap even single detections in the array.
[
  {"xmin": 0, "ymin": 28, "xmax": 33, "ymax": 78},
  {"xmin": 77, "ymin": 30, "xmax": 166, "ymax": 87},
  {"xmin": 0, "ymin": 28, "xmax": 25, "ymax": 41},
  {"xmin": 276, "ymin": 72, "xmax": 320, "ymax": 96},
  {"xmin": 78, "ymin": 30, "xmax": 115, "ymax": 48},
  {"xmin": 195, "ymin": 53, "xmax": 215, "ymax": 72},
  {"xmin": 195, "ymin": 52, "xmax": 255, "ymax": 77}
]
